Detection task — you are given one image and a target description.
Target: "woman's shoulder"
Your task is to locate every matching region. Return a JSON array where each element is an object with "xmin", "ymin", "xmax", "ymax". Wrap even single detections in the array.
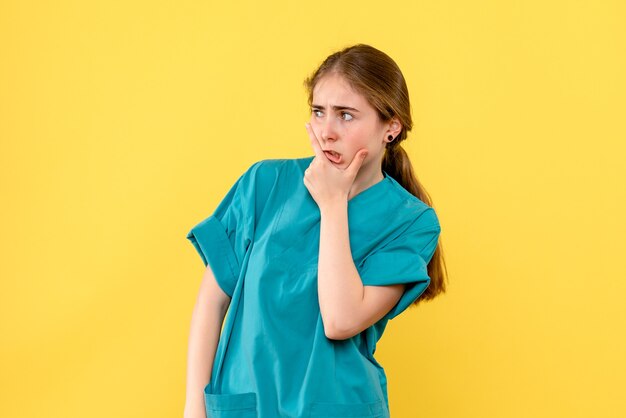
[
  {"xmin": 240, "ymin": 157, "xmax": 286, "ymax": 180},
  {"xmin": 244, "ymin": 156, "xmax": 312, "ymax": 181},
  {"xmin": 383, "ymin": 173, "xmax": 440, "ymax": 229},
  {"xmin": 384, "ymin": 174, "xmax": 434, "ymax": 211}
]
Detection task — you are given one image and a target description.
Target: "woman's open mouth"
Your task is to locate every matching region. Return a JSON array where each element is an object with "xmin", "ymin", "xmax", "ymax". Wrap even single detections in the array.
[{"xmin": 323, "ymin": 150, "xmax": 342, "ymax": 164}]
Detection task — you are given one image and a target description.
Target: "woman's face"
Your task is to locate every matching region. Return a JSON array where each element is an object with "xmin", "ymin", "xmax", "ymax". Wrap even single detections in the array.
[{"xmin": 309, "ymin": 73, "xmax": 399, "ymax": 174}]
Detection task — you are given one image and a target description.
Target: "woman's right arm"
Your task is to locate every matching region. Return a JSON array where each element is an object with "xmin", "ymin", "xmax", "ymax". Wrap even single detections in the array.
[{"xmin": 183, "ymin": 264, "xmax": 231, "ymax": 418}]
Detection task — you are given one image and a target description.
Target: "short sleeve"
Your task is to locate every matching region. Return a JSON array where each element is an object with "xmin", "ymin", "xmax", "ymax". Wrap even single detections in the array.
[
  {"xmin": 358, "ymin": 207, "xmax": 441, "ymax": 321},
  {"xmin": 186, "ymin": 160, "xmax": 268, "ymax": 298}
]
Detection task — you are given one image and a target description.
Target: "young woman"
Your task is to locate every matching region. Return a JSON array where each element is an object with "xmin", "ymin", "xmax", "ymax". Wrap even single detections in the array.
[{"xmin": 184, "ymin": 44, "xmax": 448, "ymax": 418}]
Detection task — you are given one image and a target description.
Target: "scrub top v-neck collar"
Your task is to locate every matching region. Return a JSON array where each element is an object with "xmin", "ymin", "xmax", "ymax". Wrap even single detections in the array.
[{"xmin": 348, "ymin": 170, "xmax": 391, "ymax": 204}]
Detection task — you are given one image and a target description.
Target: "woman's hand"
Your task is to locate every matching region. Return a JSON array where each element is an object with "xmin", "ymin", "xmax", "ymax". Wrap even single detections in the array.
[{"xmin": 303, "ymin": 122, "xmax": 368, "ymax": 211}]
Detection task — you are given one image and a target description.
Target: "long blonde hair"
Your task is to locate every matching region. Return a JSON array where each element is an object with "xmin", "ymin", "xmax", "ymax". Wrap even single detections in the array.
[{"xmin": 303, "ymin": 44, "xmax": 448, "ymax": 304}]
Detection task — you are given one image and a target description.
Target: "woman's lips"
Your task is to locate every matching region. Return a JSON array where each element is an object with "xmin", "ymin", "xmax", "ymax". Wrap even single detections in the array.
[{"xmin": 323, "ymin": 150, "xmax": 342, "ymax": 164}]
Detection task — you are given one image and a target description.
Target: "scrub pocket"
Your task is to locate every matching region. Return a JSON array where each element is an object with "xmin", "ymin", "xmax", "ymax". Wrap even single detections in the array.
[
  {"xmin": 308, "ymin": 399, "xmax": 387, "ymax": 418},
  {"xmin": 204, "ymin": 388, "xmax": 257, "ymax": 418}
]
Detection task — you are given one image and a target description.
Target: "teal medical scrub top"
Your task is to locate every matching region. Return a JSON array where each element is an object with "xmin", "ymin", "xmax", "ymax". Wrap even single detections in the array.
[{"xmin": 186, "ymin": 156, "xmax": 441, "ymax": 418}]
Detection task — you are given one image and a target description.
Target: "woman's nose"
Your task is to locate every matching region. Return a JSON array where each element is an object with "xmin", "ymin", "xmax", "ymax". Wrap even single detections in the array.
[{"xmin": 320, "ymin": 117, "xmax": 338, "ymax": 142}]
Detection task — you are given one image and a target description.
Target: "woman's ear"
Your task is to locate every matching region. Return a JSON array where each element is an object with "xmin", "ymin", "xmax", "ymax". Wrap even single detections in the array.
[{"xmin": 385, "ymin": 118, "xmax": 403, "ymax": 142}]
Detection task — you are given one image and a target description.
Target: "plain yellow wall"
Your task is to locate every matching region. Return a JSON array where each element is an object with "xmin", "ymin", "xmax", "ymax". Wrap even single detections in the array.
[{"xmin": 1, "ymin": 1, "xmax": 624, "ymax": 417}]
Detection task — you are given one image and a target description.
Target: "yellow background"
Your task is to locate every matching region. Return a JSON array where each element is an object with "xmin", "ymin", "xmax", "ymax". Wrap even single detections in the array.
[{"xmin": 1, "ymin": 1, "xmax": 624, "ymax": 417}]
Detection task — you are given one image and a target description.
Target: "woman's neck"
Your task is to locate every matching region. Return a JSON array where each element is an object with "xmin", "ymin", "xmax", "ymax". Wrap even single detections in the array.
[{"xmin": 348, "ymin": 164, "xmax": 384, "ymax": 201}]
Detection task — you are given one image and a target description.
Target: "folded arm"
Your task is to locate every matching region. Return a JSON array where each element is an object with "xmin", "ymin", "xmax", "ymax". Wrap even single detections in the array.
[{"xmin": 317, "ymin": 200, "xmax": 404, "ymax": 340}]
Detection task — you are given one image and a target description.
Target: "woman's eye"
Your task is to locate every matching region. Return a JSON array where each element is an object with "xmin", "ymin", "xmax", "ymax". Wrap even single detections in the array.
[{"xmin": 311, "ymin": 109, "xmax": 352, "ymax": 121}]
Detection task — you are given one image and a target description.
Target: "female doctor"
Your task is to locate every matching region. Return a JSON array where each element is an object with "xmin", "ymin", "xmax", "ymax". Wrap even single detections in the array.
[{"xmin": 184, "ymin": 43, "xmax": 448, "ymax": 418}]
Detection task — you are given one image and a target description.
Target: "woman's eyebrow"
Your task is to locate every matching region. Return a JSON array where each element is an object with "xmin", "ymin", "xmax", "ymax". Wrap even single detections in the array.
[{"xmin": 311, "ymin": 104, "xmax": 360, "ymax": 113}]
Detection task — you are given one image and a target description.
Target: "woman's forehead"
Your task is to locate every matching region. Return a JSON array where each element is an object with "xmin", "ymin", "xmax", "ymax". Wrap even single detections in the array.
[{"xmin": 312, "ymin": 73, "xmax": 368, "ymax": 108}]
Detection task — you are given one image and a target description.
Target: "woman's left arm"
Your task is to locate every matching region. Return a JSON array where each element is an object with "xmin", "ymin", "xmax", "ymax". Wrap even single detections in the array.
[{"xmin": 318, "ymin": 201, "xmax": 404, "ymax": 340}]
